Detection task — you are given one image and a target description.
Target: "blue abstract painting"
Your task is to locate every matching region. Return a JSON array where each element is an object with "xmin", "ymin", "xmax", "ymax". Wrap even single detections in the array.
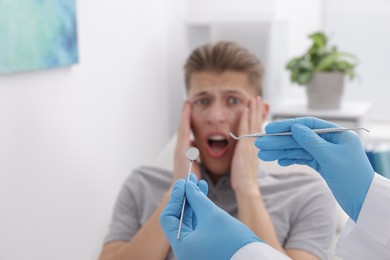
[{"xmin": 0, "ymin": 0, "xmax": 79, "ymax": 74}]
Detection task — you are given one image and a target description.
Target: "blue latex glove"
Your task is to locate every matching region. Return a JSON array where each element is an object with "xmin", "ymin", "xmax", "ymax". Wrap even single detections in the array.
[
  {"xmin": 179, "ymin": 173, "xmax": 209, "ymax": 230},
  {"xmin": 255, "ymin": 117, "xmax": 374, "ymax": 222},
  {"xmin": 160, "ymin": 176, "xmax": 262, "ymax": 260}
]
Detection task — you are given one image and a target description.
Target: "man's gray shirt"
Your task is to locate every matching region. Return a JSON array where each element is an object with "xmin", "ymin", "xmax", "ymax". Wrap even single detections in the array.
[{"xmin": 105, "ymin": 166, "xmax": 337, "ymax": 259}]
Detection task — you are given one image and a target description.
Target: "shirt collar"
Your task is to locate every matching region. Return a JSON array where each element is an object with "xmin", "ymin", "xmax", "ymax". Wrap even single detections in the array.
[{"xmin": 200, "ymin": 163, "xmax": 268, "ymax": 187}]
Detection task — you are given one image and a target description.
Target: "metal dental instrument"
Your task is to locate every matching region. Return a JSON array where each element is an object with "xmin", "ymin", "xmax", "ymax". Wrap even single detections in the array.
[
  {"xmin": 229, "ymin": 127, "xmax": 369, "ymax": 140},
  {"xmin": 177, "ymin": 146, "xmax": 199, "ymax": 240}
]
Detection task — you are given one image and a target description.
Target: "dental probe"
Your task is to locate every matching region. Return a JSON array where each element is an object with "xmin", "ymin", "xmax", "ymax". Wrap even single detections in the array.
[{"xmin": 229, "ymin": 127, "xmax": 369, "ymax": 140}]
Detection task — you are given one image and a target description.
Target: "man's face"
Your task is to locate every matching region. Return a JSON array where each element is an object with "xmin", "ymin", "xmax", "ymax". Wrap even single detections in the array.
[{"xmin": 188, "ymin": 70, "xmax": 268, "ymax": 177}]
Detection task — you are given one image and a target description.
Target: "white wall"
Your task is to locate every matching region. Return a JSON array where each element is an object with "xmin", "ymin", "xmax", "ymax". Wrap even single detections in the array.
[
  {"xmin": 165, "ymin": 1, "xmax": 189, "ymax": 135},
  {"xmin": 273, "ymin": 0, "xmax": 325, "ymax": 103},
  {"xmin": 187, "ymin": 0, "xmax": 276, "ymax": 20},
  {"xmin": 323, "ymin": 0, "xmax": 390, "ymax": 122},
  {"xmin": 0, "ymin": 1, "xmax": 186, "ymax": 259}
]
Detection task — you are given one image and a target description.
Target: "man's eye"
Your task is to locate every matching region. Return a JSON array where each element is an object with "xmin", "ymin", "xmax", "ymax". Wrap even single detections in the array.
[
  {"xmin": 195, "ymin": 98, "xmax": 209, "ymax": 105},
  {"xmin": 227, "ymin": 97, "xmax": 240, "ymax": 104}
]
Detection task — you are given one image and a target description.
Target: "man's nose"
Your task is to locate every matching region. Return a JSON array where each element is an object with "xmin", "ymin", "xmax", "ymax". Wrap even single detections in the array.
[{"xmin": 206, "ymin": 103, "xmax": 227, "ymax": 124}]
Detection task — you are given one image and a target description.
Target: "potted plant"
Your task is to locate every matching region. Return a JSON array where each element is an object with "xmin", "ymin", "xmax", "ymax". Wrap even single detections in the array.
[{"xmin": 286, "ymin": 32, "xmax": 357, "ymax": 109}]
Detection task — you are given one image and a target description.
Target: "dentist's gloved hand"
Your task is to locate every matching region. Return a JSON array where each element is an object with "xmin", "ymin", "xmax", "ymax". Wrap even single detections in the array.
[
  {"xmin": 160, "ymin": 177, "xmax": 262, "ymax": 260},
  {"xmin": 255, "ymin": 117, "xmax": 374, "ymax": 222}
]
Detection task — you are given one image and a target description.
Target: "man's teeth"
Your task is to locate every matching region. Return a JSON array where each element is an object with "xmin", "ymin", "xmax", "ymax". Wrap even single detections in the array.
[{"xmin": 209, "ymin": 135, "xmax": 226, "ymax": 141}]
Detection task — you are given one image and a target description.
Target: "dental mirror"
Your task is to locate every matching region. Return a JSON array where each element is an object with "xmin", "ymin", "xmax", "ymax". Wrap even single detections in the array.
[
  {"xmin": 177, "ymin": 146, "xmax": 199, "ymax": 240},
  {"xmin": 185, "ymin": 146, "xmax": 199, "ymax": 161}
]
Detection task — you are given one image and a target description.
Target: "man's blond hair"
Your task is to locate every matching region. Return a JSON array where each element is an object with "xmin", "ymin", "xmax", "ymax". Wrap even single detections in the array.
[{"xmin": 184, "ymin": 41, "xmax": 264, "ymax": 96}]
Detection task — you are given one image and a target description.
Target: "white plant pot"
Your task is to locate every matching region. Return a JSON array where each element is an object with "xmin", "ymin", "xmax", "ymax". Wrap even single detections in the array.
[{"xmin": 306, "ymin": 72, "xmax": 345, "ymax": 109}]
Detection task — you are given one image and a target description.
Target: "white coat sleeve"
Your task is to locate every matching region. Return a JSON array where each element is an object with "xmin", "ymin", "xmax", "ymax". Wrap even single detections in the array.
[
  {"xmin": 335, "ymin": 173, "xmax": 390, "ymax": 260},
  {"xmin": 231, "ymin": 242, "xmax": 291, "ymax": 260}
]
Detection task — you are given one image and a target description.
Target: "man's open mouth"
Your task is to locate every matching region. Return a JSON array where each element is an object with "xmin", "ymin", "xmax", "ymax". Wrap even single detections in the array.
[{"xmin": 208, "ymin": 135, "xmax": 229, "ymax": 151}]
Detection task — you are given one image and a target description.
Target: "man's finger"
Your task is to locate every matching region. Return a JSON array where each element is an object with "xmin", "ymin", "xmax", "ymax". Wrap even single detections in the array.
[
  {"xmin": 265, "ymin": 117, "xmax": 339, "ymax": 134},
  {"xmin": 185, "ymin": 181, "xmax": 215, "ymax": 221}
]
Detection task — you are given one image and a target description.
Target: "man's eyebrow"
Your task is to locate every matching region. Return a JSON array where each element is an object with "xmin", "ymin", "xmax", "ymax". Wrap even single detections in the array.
[
  {"xmin": 191, "ymin": 91, "xmax": 208, "ymax": 97},
  {"xmin": 223, "ymin": 90, "xmax": 246, "ymax": 96},
  {"xmin": 224, "ymin": 90, "xmax": 242, "ymax": 93}
]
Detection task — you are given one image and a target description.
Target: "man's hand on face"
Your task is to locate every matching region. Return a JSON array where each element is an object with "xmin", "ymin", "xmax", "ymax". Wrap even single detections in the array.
[
  {"xmin": 230, "ymin": 96, "xmax": 263, "ymax": 193},
  {"xmin": 173, "ymin": 101, "xmax": 201, "ymax": 182}
]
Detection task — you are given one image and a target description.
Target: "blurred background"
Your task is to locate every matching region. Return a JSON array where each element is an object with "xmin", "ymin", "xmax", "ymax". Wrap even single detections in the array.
[{"xmin": 0, "ymin": 0, "xmax": 389, "ymax": 259}]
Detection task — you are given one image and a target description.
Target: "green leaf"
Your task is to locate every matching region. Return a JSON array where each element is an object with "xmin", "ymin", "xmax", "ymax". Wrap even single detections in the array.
[
  {"xmin": 308, "ymin": 32, "xmax": 327, "ymax": 54},
  {"xmin": 309, "ymin": 32, "xmax": 327, "ymax": 48},
  {"xmin": 316, "ymin": 52, "xmax": 338, "ymax": 71},
  {"xmin": 298, "ymin": 59, "xmax": 313, "ymax": 70},
  {"xmin": 285, "ymin": 31, "xmax": 358, "ymax": 86},
  {"xmin": 297, "ymin": 71, "xmax": 313, "ymax": 85},
  {"xmin": 286, "ymin": 57, "xmax": 300, "ymax": 69}
]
